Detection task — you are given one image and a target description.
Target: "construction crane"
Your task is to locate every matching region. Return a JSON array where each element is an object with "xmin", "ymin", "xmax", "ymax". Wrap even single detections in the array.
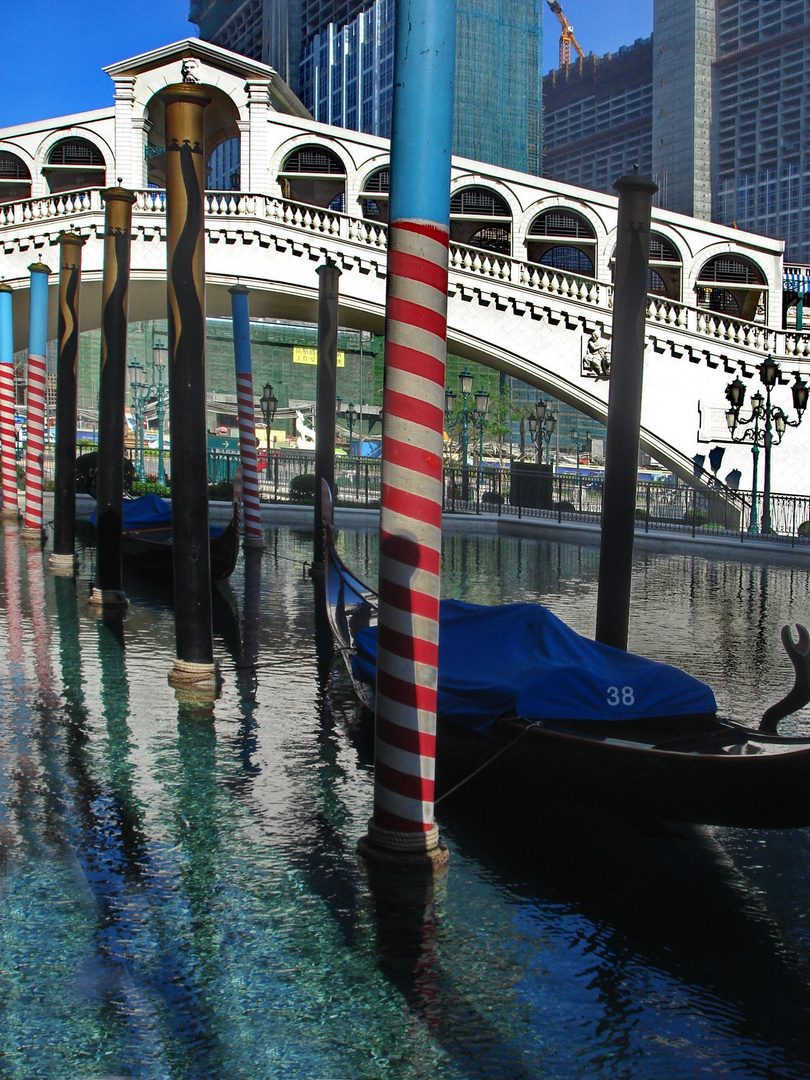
[{"xmin": 548, "ymin": 1, "xmax": 586, "ymax": 68}]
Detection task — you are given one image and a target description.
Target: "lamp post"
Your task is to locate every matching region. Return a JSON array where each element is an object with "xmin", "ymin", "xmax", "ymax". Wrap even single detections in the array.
[
  {"xmin": 128, "ymin": 359, "xmax": 148, "ymax": 482},
  {"xmin": 471, "ymin": 387, "xmax": 490, "ymax": 501},
  {"xmin": 725, "ymin": 356, "xmax": 808, "ymax": 534},
  {"xmin": 444, "ymin": 368, "xmax": 476, "ymax": 501},
  {"xmin": 528, "ymin": 399, "xmax": 557, "ymax": 466},
  {"xmin": 259, "ymin": 382, "xmax": 278, "ymax": 481},
  {"xmin": 152, "ymin": 341, "xmax": 169, "ymax": 486},
  {"xmin": 346, "ymin": 401, "xmax": 358, "ymax": 454},
  {"xmin": 570, "ymin": 425, "xmax": 593, "ymax": 508}
]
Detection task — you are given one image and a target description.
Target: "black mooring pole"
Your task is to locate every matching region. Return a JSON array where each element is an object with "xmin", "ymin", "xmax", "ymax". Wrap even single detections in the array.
[
  {"xmin": 160, "ymin": 80, "xmax": 217, "ymax": 695},
  {"xmin": 312, "ymin": 259, "xmax": 341, "ymax": 576},
  {"xmin": 50, "ymin": 230, "xmax": 86, "ymax": 575},
  {"xmin": 90, "ymin": 187, "xmax": 136, "ymax": 610},
  {"xmin": 595, "ymin": 171, "xmax": 658, "ymax": 650}
]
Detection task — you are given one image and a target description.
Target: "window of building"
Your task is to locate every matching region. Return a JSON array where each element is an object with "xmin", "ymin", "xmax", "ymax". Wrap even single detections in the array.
[
  {"xmin": 527, "ymin": 208, "xmax": 596, "ymax": 275},
  {"xmin": 0, "ymin": 151, "xmax": 31, "ymax": 203},
  {"xmin": 695, "ymin": 254, "xmax": 767, "ymax": 322},
  {"xmin": 449, "ymin": 186, "xmax": 511, "ymax": 254},
  {"xmin": 44, "ymin": 138, "xmax": 106, "ymax": 195},
  {"xmin": 278, "ymin": 145, "xmax": 346, "ymax": 210}
]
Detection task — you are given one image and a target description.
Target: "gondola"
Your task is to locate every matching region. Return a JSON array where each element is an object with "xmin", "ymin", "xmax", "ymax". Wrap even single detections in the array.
[
  {"xmin": 91, "ymin": 494, "xmax": 240, "ymax": 582},
  {"xmin": 322, "ymin": 483, "xmax": 810, "ymax": 829}
]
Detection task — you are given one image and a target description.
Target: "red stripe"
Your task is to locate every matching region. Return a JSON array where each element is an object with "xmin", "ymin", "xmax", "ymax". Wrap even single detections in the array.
[
  {"xmin": 385, "ymin": 340, "xmax": 446, "ymax": 387},
  {"xmin": 375, "ymin": 759, "xmax": 434, "ymax": 802},
  {"xmin": 381, "ymin": 482, "xmax": 442, "ymax": 529},
  {"xmin": 388, "ymin": 248, "xmax": 448, "ymax": 294},
  {"xmin": 376, "ymin": 713, "xmax": 437, "ymax": 757},
  {"xmin": 373, "ymin": 806, "xmax": 433, "ymax": 833},
  {"xmin": 383, "ymin": 388, "xmax": 444, "ymax": 431},
  {"xmin": 378, "ymin": 622, "xmax": 438, "ymax": 667},
  {"xmin": 388, "ymin": 295, "xmax": 447, "ymax": 341},
  {"xmin": 380, "ymin": 529, "xmax": 441, "ymax": 577},
  {"xmin": 378, "ymin": 667, "xmax": 438, "ymax": 711},
  {"xmin": 378, "ymin": 577, "xmax": 440, "ymax": 620},
  {"xmin": 383, "ymin": 435, "xmax": 443, "ymax": 478},
  {"xmin": 392, "ymin": 220, "xmax": 450, "ymax": 248}
]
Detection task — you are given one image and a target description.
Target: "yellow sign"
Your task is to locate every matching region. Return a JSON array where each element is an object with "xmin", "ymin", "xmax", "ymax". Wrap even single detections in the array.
[{"xmin": 293, "ymin": 346, "xmax": 345, "ymax": 367}]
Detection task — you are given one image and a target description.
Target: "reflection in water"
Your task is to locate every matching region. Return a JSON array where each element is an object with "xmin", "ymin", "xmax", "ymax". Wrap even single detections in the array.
[{"xmin": 2, "ymin": 521, "xmax": 810, "ymax": 1077}]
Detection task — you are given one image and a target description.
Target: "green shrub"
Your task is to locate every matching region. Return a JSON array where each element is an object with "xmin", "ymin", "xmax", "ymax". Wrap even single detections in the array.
[
  {"xmin": 799, "ymin": 521, "xmax": 810, "ymax": 537},
  {"xmin": 683, "ymin": 507, "xmax": 706, "ymax": 526},
  {"xmin": 289, "ymin": 472, "xmax": 317, "ymax": 503},
  {"xmin": 208, "ymin": 479, "xmax": 234, "ymax": 501},
  {"xmin": 481, "ymin": 490, "xmax": 503, "ymax": 507}
]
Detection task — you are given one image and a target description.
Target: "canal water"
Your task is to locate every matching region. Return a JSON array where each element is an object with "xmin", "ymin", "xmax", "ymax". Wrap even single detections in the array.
[{"xmin": 4, "ymin": 520, "xmax": 810, "ymax": 1079}]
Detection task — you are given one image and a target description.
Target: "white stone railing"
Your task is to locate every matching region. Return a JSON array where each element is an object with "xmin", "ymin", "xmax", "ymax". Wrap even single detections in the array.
[{"xmin": 2, "ymin": 187, "xmax": 808, "ymax": 365}]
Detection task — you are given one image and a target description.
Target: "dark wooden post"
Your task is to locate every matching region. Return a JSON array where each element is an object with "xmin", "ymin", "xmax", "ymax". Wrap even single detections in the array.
[
  {"xmin": 312, "ymin": 259, "xmax": 341, "ymax": 576},
  {"xmin": 90, "ymin": 187, "xmax": 136, "ymax": 609},
  {"xmin": 50, "ymin": 230, "xmax": 86, "ymax": 575},
  {"xmin": 160, "ymin": 80, "xmax": 217, "ymax": 695},
  {"xmin": 595, "ymin": 171, "xmax": 658, "ymax": 650}
]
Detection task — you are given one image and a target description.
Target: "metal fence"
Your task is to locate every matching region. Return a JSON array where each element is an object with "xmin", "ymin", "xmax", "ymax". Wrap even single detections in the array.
[{"xmin": 32, "ymin": 445, "xmax": 810, "ymax": 547}]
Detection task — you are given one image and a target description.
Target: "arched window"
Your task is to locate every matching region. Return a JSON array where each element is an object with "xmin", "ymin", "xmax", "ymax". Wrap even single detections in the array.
[
  {"xmin": 360, "ymin": 166, "xmax": 390, "ymax": 222},
  {"xmin": 527, "ymin": 209, "xmax": 596, "ymax": 276},
  {"xmin": 278, "ymin": 145, "xmax": 346, "ymax": 211},
  {"xmin": 450, "ymin": 186, "xmax": 511, "ymax": 254},
  {"xmin": 0, "ymin": 151, "xmax": 31, "ymax": 203},
  {"xmin": 695, "ymin": 254, "xmax": 766, "ymax": 323},
  {"xmin": 45, "ymin": 138, "xmax": 106, "ymax": 195}
]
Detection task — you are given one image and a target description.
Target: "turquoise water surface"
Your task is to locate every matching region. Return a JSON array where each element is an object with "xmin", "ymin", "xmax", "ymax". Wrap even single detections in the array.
[{"xmin": 3, "ymin": 521, "xmax": 810, "ymax": 1079}]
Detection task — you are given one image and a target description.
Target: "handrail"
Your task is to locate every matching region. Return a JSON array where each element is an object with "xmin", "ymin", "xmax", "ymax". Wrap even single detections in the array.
[{"xmin": 1, "ymin": 187, "xmax": 807, "ymax": 362}]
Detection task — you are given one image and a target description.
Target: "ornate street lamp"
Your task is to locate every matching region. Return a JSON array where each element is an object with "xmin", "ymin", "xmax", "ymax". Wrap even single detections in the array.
[
  {"xmin": 444, "ymin": 369, "xmax": 477, "ymax": 502},
  {"xmin": 259, "ymin": 382, "xmax": 278, "ymax": 480},
  {"xmin": 152, "ymin": 341, "xmax": 169, "ymax": 486},
  {"xmin": 570, "ymin": 424, "xmax": 594, "ymax": 508},
  {"xmin": 129, "ymin": 358, "xmax": 148, "ymax": 482},
  {"xmin": 528, "ymin": 399, "xmax": 557, "ymax": 466},
  {"xmin": 346, "ymin": 401, "xmax": 358, "ymax": 453},
  {"xmin": 725, "ymin": 357, "xmax": 807, "ymax": 534},
  {"xmin": 472, "ymin": 386, "xmax": 490, "ymax": 498}
]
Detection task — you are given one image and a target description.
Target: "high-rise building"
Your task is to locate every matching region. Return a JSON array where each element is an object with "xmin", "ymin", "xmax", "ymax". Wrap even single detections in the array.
[
  {"xmin": 193, "ymin": 0, "xmax": 543, "ymax": 175},
  {"xmin": 542, "ymin": 0, "xmax": 810, "ymax": 265}
]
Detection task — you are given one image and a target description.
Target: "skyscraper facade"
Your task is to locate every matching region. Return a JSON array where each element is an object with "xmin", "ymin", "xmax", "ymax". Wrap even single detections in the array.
[
  {"xmin": 194, "ymin": 0, "xmax": 543, "ymax": 176},
  {"xmin": 542, "ymin": 0, "xmax": 810, "ymax": 264}
]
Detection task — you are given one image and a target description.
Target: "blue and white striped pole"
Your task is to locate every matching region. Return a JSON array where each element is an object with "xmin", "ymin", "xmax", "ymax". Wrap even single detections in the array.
[{"xmin": 358, "ymin": 0, "xmax": 456, "ymax": 870}]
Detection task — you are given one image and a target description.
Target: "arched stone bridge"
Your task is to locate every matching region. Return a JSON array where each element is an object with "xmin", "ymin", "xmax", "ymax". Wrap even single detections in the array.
[{"xmin": 1, "ymin": 37, "xmax": 809, "ymax": 493}]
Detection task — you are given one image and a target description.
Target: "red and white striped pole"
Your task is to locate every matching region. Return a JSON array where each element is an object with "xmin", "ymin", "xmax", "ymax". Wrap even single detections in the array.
[
  {"xmin": 229, "ymin": 285, "xmax": 263, "ymax": 548},
  {"xmin": 0, "ymin": 283, "xmax": 18, "ymax": 520},
  {"xmin": 358, "ymin": 0, "xmax": 456, "ymax": 871},
  {"xmin": 21, "ymin": 261, "xmax": 51, "ymax": 543}
]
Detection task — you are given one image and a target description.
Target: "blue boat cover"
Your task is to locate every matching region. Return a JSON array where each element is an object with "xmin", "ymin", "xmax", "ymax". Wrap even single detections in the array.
[
  {"xmin": 90, "ymin": 494, "xmax": 172, "ymax": 529},
  {"xmin": 353, "ymin": 598, "xmax": 716, "ymax": 734},
  {"xmin": 90, "ymin": 495, "xmax": 225, "ymax": 537}
]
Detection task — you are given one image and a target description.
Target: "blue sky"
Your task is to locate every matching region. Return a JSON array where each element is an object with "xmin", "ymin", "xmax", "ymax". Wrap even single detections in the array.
[{"xmin": 0, "ymin": 0, "xmax": 653, "ymax": 129}]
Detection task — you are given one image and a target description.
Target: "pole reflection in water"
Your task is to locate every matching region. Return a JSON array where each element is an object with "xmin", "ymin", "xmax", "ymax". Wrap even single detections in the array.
[{"xmin": 4, "ymin": 523, "xmax": 810, "ymax": 1076}]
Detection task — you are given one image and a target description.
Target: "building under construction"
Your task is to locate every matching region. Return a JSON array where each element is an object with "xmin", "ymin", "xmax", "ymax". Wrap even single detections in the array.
[{"xmin": 193, "ymin": 0, "xmax": 544, "ymax": 176}]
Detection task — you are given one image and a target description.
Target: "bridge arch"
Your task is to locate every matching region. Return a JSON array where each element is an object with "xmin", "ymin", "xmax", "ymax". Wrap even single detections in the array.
[{"xmin": 143, "ymin": 83, "xmax": 243, "ymax": 190}]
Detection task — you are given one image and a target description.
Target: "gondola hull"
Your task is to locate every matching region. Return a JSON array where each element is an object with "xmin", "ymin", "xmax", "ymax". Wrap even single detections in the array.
[
  {"xmin": 322, "ymin": 484, "xmax": 810, "ymax": 830},
  {"xmin": 92, "ymin": 495, "xmax": 240, "ymax": 582}
]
